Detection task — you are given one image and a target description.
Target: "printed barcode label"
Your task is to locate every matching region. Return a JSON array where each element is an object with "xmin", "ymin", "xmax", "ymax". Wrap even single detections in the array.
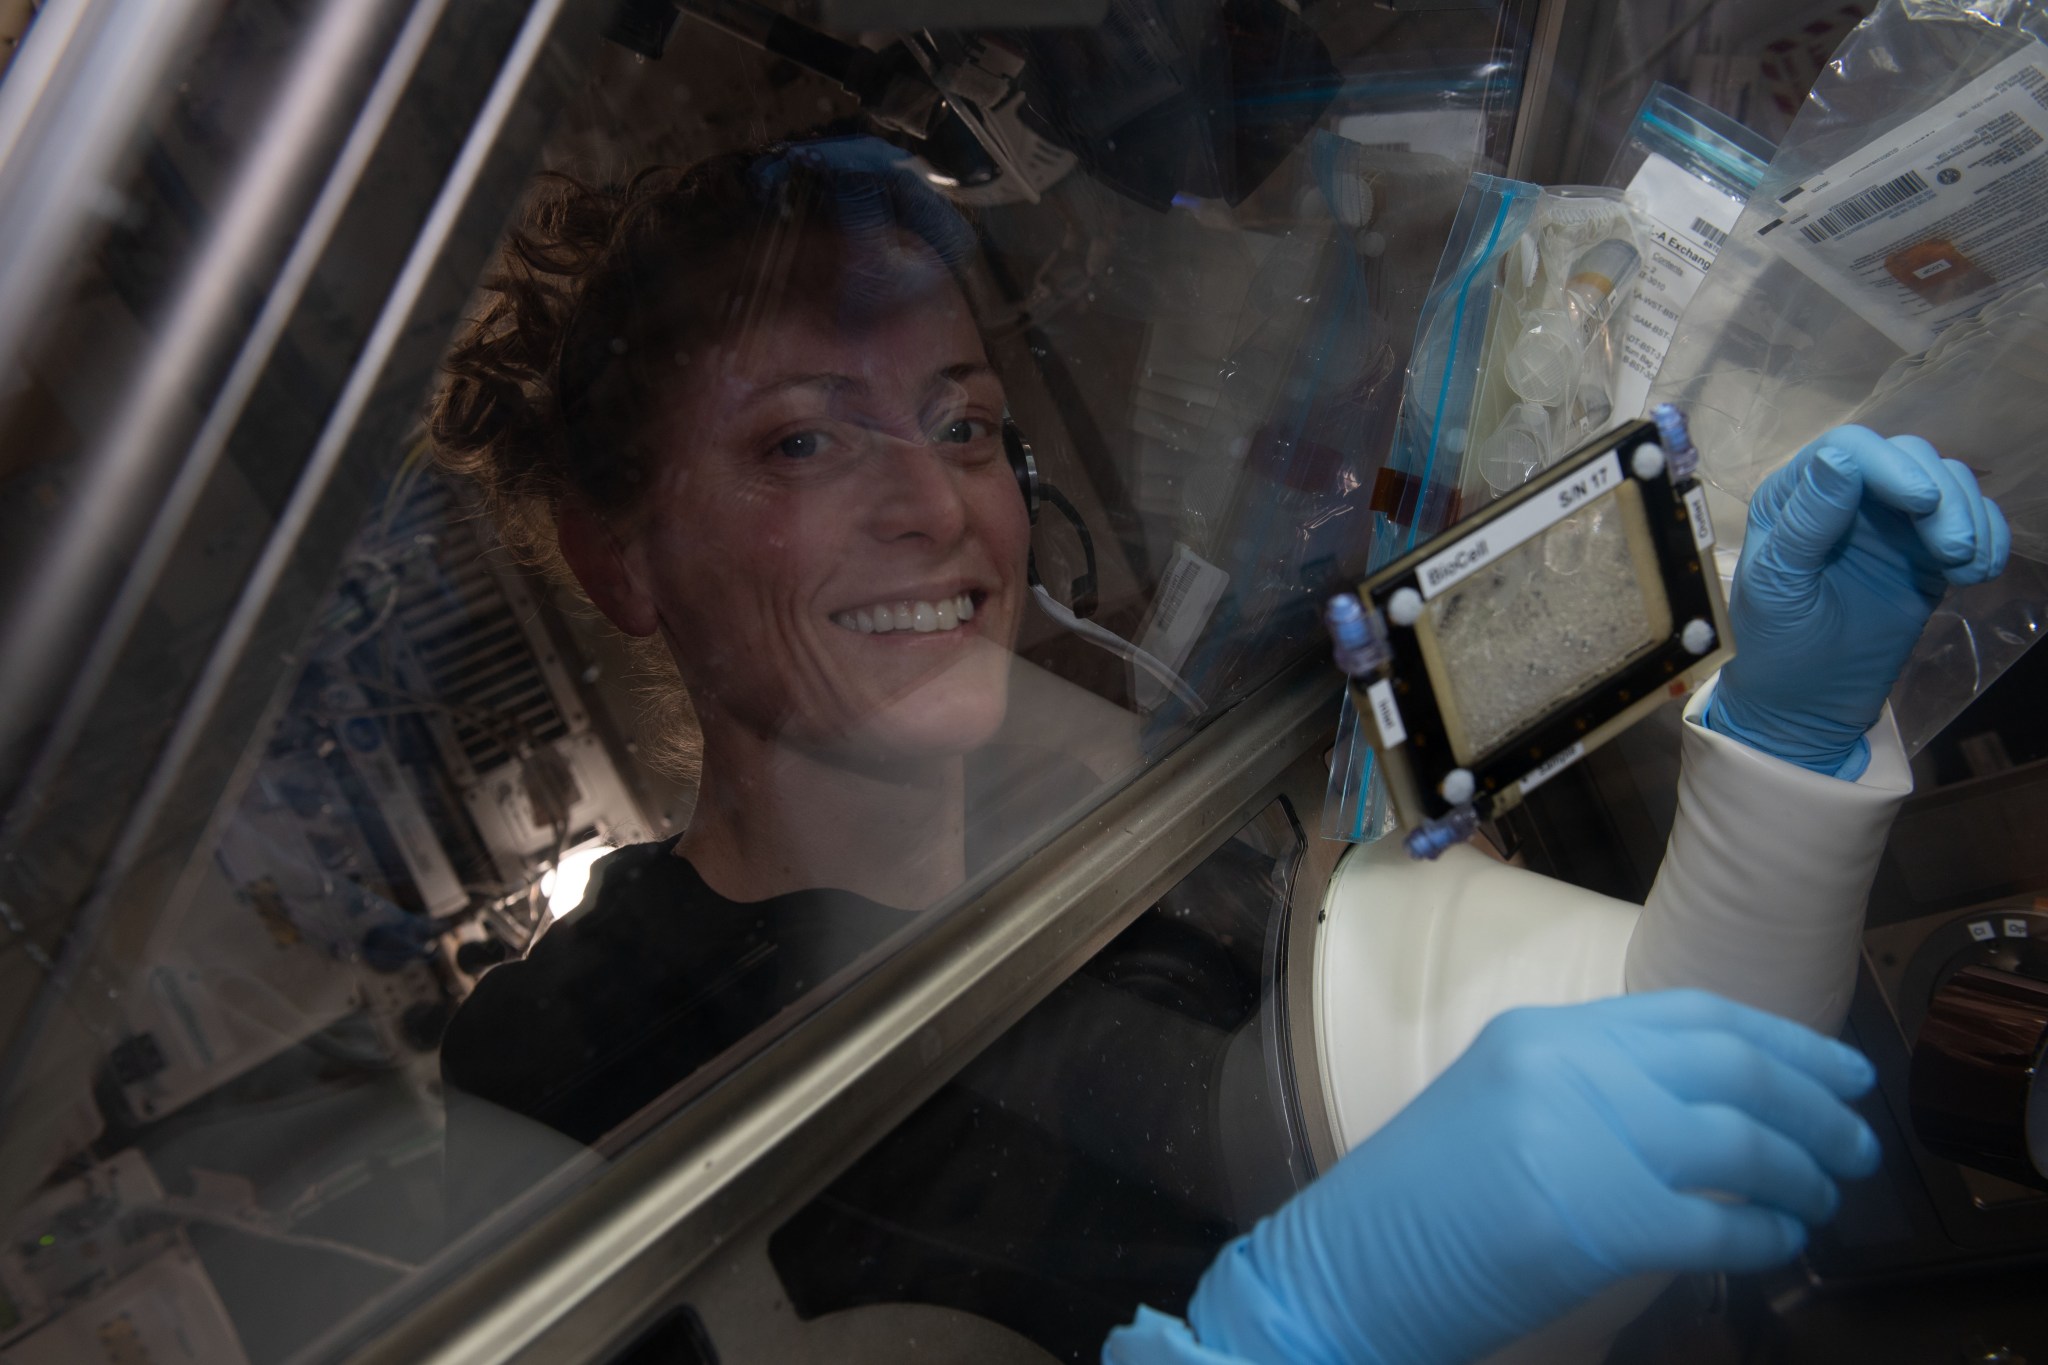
[
  {"xmin": 1155, "ymin": 558, "xmax": 1200, "ymax": 625},
  {"xmin": 1690, "ymin": 216, "xmax": 1728, "ymax": 251},
  {"xmin": 1798, "ymin": 170, "xmax": 1930, "ymax": 243}
]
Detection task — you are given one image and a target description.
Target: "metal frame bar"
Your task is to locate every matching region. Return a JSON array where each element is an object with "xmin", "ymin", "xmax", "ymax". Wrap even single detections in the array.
[
  {"xmin": 0, "ymin": 0, "xmax": 219, "ymax": 398},
  {"xmin": 1502, "ymin": 0, "xmax": 1617, "ymax": 186},
  {"xmin": 0, "ymin": 0, "xmax": 410, "ymax": 812},
  {"xmin": 0, "ymin": 0, "xmax": 599, "ymax": 1195},
  {"xmin": 337, "ymin": 656, "xmax": 1334, "ymax": 1365},
  {"xmin": 1281, "ymin": 751, "xmax": 1349, "ymax": 1179}
]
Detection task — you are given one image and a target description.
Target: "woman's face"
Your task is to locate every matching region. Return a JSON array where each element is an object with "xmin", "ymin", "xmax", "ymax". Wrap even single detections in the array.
[{"xmin": 620, "ymin": 263, "xmax": 1029, "ymax": 764}]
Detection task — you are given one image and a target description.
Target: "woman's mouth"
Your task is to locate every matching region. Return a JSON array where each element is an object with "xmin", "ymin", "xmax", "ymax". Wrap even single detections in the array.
[{"xmin": 832, "ymin": 591, "xmax": 979, "ymax": 635}]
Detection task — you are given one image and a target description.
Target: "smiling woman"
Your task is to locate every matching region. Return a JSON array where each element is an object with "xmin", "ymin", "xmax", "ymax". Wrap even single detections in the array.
[{"xmin": 428, "ymin": 141, "xmax": 1095, "ymax": 1203}]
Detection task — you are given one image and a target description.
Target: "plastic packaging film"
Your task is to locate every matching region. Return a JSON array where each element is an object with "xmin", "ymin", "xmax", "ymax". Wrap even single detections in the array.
[
  {"xmin": 1323, "ymin": 177, "xmax": 1649, "ymax": 841},
  {"xmin": 1649, "ymin": 0, "xmax": 2048, "ymax": 752},
  {"xmin": 1603, "ymin": 84, "xmax": 1775, "ymax": 423},
  {"xmin": 1167, "ymin": 126, "xmax": 1480, "ymax": 750},
  {"xmin": 1380, "ymin": 179, "xmax": 1646, "ymax": 535}
]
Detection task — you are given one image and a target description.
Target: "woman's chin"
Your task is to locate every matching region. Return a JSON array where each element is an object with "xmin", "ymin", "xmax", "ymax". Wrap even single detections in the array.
[{"xmin": 836, "ymin": 652, "xmax": 1013, "ymax": 761}]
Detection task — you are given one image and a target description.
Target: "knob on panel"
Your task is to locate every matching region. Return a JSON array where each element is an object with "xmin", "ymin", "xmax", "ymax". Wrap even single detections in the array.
[{"xmin": 1909, "ymin": 965, "xmax": 2048, "ymax": 1193}]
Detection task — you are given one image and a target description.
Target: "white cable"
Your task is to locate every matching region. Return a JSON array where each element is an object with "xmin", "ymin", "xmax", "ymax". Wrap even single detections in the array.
[{"xmin": 1031, "ymin": 584, "xmax": 1206, "ymax": 715}]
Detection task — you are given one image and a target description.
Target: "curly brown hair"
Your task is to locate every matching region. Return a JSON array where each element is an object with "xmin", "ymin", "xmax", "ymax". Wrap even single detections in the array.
[
  {"xmin": 427, "ymin": 143, "xmax": 980, "ymax": 782},
  {"xmin": 434, "ymin": 154, "xmax": 756, "ymax": 575}
]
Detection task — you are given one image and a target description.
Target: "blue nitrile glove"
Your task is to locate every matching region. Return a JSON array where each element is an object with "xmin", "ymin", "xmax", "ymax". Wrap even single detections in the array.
[
  {"xmin": 1708, "ymin": 426, "xmax": 2009, "ymax": 779},
  {"xmin": 1103, "ymin": 991, "xmax": 1881, "ymax": 1365}
]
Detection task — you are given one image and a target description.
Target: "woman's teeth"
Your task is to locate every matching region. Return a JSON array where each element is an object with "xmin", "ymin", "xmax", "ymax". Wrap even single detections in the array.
[{"xmin": 834, "ymin": 593, "xmax": 977, "ymax": 635}]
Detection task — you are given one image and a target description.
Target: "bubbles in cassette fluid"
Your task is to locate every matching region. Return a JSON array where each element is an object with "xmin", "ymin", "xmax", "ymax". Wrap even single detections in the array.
[
  {"xmin": 1430, "ymin": 505, "xmax": 1659, "ymax": 757},
  {"xmin": 1542, "ymin": 506, "xmax": 1600, "ymax": 576}
]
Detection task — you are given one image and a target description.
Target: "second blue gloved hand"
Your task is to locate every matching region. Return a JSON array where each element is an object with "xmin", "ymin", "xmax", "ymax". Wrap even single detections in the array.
[
  {"xmin": 1167, "ymin": 991, "xmax": 1880, "ymax": 1365},
  {"xmin": 1709, "ymin": 426, "xmax": 2009, "ymax": 778}
]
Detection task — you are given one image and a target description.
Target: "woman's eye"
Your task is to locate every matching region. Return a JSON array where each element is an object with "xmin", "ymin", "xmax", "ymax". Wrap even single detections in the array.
[
  {"xmin": 775, "ymin": 431, "xmax": 824, "ymax": 460},
  {"xmin": 935, "ymin": 418, "xmax": 990, "ymax": 445}
]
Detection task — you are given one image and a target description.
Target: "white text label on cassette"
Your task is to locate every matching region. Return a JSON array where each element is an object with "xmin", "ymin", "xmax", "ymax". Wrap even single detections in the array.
[
  {"xmin": 1366, "ymin": 679, "xmax": 1407, "ymax": 747},
  {"xmin": 1684, "ymin": 486, "xmax": 1715, "ymax": 550},
  {"xmin": 1520, "ymin": 742, "xmax": 1587, "ymax": 796},
  {"xmin": 1417, "ymin": 451, "xmax": 1625, "ymax": 600}
]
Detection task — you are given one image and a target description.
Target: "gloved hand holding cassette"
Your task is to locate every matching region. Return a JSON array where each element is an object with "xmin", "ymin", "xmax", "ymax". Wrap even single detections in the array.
[{"xmin": 1708, "ymin": 424, "xmax": 2011, "ymax": 778}]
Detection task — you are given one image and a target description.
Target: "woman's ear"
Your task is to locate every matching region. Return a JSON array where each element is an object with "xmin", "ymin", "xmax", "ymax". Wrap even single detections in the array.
[{"xmin": 556, "ymin": 501, "xmax": 660, "ymax": 637}]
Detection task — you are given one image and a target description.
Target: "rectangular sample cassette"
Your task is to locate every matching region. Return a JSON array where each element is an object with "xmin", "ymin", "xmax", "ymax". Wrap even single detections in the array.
[{"xmin": 1338, "ymin": 412, "xmax": 1733, "ymax": 855}]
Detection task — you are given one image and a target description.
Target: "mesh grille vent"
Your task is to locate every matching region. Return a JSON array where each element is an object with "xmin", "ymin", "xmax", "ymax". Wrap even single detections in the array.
[{"xmin": 384, "ymin": 478, "xmax": 569, "ymax": 775}]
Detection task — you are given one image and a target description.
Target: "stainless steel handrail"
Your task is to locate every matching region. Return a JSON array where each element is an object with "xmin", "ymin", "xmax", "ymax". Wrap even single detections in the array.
[
  {"xmin": 336, "ymin": 656, "xmax": 1335, "ymax": 1365},
  {"xmin": 0, "ymin": 0, "xmax": 410, "ymax": 817},
  {"xmin": 0, "ymin": 0, "xmax": 592, "ymax": 1204},
  {"xmin": 0, "ymin": 0, "xmax": 216, "ymax": 367},
  {"xmin": 0, "ymin": 0, "xmax": 223, "ymax": 795},
  {"xmin": 0, "ymin": 0, "xmax": 447, "ymax": 1159}
]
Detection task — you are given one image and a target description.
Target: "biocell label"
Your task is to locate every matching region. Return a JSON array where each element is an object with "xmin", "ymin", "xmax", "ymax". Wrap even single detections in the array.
[{"xmin": 1416, "ymin": 450, "xmax": 1625, "ymax": 599}]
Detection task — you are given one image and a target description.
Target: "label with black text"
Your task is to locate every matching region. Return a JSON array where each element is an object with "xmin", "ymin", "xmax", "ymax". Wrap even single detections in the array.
[
  {"xmin": 1684, "ymin": 485, "xmax": 1715, "ymax": 550},
  {"xmin": 1519, "ymin": 742, "xmax": 1587, "ymax": 796},
  {"xmin": 1757, "ymin": 43, "xmax": 2048, "ymax": 350},
  {"xmin": 1416, "ymin": 451, "xmax": 1625, "ymax": 600},
  {"xmin": 1616, "ymin": 153, "xmax": 1744, "ymax": 419},
  {"xmin": 1365, "ymin": 679, "xmax": 1407, "ymax": 748}
]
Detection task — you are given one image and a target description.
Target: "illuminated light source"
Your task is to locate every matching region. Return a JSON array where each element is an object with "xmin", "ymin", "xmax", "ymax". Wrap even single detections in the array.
[{"xmin": 540, "ymin": 842, "xmax": 615, "ymax": 920}]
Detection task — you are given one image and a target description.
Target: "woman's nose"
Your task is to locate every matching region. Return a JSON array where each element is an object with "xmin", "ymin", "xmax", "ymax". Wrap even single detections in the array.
[{"xmin": 865, "ymin": 434, "xmax": 970, "ymax": 546}]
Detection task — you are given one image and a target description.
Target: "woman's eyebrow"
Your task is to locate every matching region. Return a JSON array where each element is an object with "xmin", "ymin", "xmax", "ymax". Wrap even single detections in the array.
[
  {"xmin": 738, "ymin": 372, "xmax": 863, "ymax": 407},
  {"xmin": 932, "ymin": 361, "xmax": 997, "ymax": 388}
]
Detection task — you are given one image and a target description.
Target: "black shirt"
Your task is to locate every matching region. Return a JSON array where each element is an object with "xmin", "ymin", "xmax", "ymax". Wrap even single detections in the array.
[
  {"xmin": 437, "ymin": 800, "xmax": 1288, "ymax": 1362},
  {"xmin": 440, "ymin": 838, "xmax": 912, "ymax": 1148}
]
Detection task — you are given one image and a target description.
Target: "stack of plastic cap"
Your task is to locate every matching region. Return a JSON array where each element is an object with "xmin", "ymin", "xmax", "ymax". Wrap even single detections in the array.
[
  {"xmin": 1479, "ymin": 402, "xmax": 1552, "ymax": 492},
  {"xmin": 1505, "ymin": 314, "xmax": 1579, "ymax": 406}
]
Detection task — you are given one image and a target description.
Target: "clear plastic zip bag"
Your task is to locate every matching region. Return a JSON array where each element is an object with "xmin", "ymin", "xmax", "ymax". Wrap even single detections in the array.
[
  {"xmin": 1851, "ymin": 276, "xmax": 2048, "ymax": 752},
  {"xmin": 1602, "ymin": 83, "xmax": 1774, "ymax": 423},
  {"xmin": 1321, "ymin": 681, "xmax": 1396, "ymax": 844},
  {"xmin": 1321, "ymin": 175, "xmax": 1649, "ymax": 842},
  {"xmin": 1371, "ymin": 176, "xmax": 1645, "ymax": 548},
  {"xmin": 1155, "ymin": 144, "xmax": 1409, "ymax": 749},
  {"xmin": 1320, "ymin": 174, "xmax": 1539, "ymax": 844},
  {"xmin": 1649, "ymin": 0, "xmax": 2048, "ymax": 752}
]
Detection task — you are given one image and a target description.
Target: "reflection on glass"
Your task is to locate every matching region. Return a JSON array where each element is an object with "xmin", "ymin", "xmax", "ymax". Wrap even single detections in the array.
[
  {"xmin": 430, "ymin": 150, "xmax": 1144, "ymax": 1216},
  {"xmin": 761, "ymin": 800, "xmax": 1311, "ymax": 1364},
  {"xmin": 0, "ymin": 4, "xmax": 1527, "ymax": 1359}
]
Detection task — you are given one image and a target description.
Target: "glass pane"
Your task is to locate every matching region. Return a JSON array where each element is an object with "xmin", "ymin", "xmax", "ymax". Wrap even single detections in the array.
[
  {"xmin": 0, "ymin": 3, "xmax": 1529, "ymax": 1359},
  {"xmin": 754, "ymin": 798, "xmax": 1312, "ymax": 1363}
]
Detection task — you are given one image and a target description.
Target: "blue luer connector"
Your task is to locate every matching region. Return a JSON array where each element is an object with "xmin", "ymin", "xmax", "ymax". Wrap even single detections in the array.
[
  {"xmin": 1404, "ymin": 804, "xmax": 1479, "ymax": 860},
  {"xmin": 1325, "ymin": 592, "xmax": 1391, "ymax": 677},
  {"xmin": 1651, "ymin": 403, "xmax": 1700, "ymax": 483}
]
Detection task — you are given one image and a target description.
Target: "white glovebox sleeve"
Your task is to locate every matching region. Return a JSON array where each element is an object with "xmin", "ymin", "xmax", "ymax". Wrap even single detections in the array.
[
  {"xmin": 1314, "ymin": 678, "xmax": 1911, "ymax": 1155},
  {"xmin": 1624, "ymin": 678, "xmax": 1911, "ymax": 1033}
]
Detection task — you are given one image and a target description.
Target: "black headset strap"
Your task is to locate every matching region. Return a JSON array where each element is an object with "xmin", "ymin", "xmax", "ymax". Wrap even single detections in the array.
[
  {"xmin": 1007, "ymin": 415, "xmax": 1102, "ymax": 620},
  {"xmin": 1001, "ymin": 415, "xmax": 1038, "ymax": 523}
]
